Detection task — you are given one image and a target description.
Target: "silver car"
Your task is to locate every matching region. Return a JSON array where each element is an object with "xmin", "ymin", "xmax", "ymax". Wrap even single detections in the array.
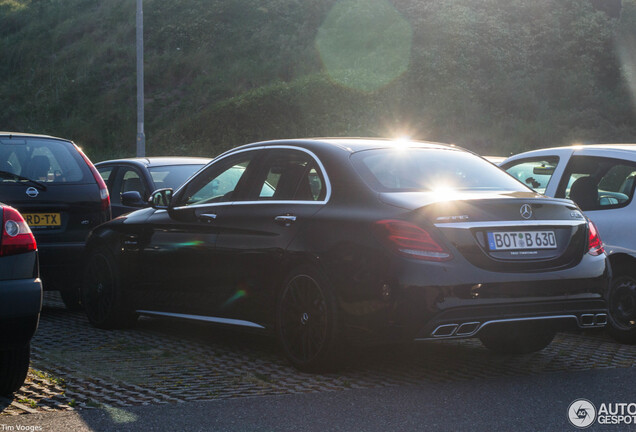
[{"xmin": 501, "ymin": 144, "xmax": 636, "ymax": 343}]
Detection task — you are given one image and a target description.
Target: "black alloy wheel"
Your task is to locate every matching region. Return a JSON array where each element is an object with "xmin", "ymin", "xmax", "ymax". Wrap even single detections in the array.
[
  {"xmin": 607, "ymin": 271, "xmax": 636, "ymax": 344},
  {"xmin": 276, "ymin": 268, "xmax": 341, "ymax": 372},
  {"xmin": 82, "ymin": 247, "xmax": 136, "ymax": 329}
]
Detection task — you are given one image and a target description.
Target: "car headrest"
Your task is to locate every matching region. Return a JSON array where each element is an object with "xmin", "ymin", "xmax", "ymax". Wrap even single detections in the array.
[{"xmin": 570, "ymin": 176, "xmax": 598, "ymax": 211}]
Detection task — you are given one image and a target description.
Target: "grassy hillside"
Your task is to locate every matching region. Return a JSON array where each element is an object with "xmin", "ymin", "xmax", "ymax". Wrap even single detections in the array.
[{"xmin": 1, "ymin": 0, "xmax": 635, "ymax": 160}]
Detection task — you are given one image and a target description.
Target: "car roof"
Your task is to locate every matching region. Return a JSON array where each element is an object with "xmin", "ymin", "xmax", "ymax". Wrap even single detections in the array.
[
  {"xmin": 0, "ymin": 132, "xmax": 72, "ymax": 142},
  {"xmin": 218, "ymin": 137, "xmax": 460, "ymax": 158},
  {"xmin": 545, "ymin": 143, "xmax": 636, "ymax": 152},
  {"xmin": 502, "ymin": 143, "xmax": 636, "ymax": 164},
  {"xmin": 96, "ymin": 156, "xmax": 212, "ymax": 168}
]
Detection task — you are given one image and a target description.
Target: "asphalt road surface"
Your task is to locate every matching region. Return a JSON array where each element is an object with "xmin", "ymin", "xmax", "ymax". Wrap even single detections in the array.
[
  {"xmin": 1, "ymin": 293, "xmax": 635, "ymax": 431},
  {"xmin": 6, "ymin": 367, "xmax": 636, "ymax": 431}
]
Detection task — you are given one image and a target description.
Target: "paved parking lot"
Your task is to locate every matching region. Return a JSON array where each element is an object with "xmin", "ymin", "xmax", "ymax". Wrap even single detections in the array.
[{"xmin": 2, "ymin": 292, "xmax": 635, "ymax": 416}]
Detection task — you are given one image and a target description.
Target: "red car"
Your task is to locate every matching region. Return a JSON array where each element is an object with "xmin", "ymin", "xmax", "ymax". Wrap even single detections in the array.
[{"xmin": 0, "ymin": 204, "xmax": 42, "ymax": 395}]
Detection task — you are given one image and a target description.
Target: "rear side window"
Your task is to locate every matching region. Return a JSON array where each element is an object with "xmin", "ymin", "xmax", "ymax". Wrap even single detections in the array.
[
  {"xmin": 253, "ymin": 149, "xmax": 327, "ymax": 201},
  {"xmin": 0, "ymin": 137, "xmax": 90, "ymax": 184},
  {"xmin": 556, "ymin": 156, "xmax": 636, "ymax": 210},
  {"xmin": 502, "ymin": 157, "xmax": 559, "ymax": 194},
  {"xmin": 352, "ymin": 148, "xmax": 528, "ymax": 193}
]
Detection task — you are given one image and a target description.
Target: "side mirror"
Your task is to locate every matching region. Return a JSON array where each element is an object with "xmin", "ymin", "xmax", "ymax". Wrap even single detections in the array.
[
  {"xmin": 149, "ymin": 188, "xmax": 173, "ymax": 210},
  {"xmin": 121, "ymin": 191, "xmax": 147, "ymax": 208}
]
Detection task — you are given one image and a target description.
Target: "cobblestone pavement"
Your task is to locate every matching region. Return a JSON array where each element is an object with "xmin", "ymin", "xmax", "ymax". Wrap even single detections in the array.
[{"xmin": 2, "ymin": 292, "xmax": 635, "ymax": 416}]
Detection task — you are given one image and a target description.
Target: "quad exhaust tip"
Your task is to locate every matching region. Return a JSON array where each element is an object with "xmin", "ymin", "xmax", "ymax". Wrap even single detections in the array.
[
  {"xmin": 580, "ymin": 313, "xmax": 607, "ymax": 327},
  {"xmin": 430, "ymin": 313, "xmax": 608, "ymax": 339},
  {"xmin": 431, "ymin": 322, "xmax": 481, "ymax": 338}
]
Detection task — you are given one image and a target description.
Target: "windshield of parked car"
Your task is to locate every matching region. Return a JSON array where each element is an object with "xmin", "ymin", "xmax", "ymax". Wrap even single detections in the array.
[
  {"xmin": 148, "ymin": 164, "xmax": 206, "ymax": 190},
  {"xmin": 352, "ymin": 147, "xmax": 529, "ymax": 193},
  {"xmin": 0, "ymin": 137, "xmax": 90, "ymax": 184}
]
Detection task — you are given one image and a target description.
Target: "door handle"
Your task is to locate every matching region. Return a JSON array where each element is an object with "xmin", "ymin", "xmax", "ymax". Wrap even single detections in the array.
[
  {"xmin": 199, "ymin": 213, "xmax": 217, "ymax": 223},
  {"xmin": 274, "ymin": 215, "xmax": 297, "ymax": 227}
]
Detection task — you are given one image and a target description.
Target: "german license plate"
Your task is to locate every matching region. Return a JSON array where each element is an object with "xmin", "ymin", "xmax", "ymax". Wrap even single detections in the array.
[
  {"xmin": 23, "ymin": 213, "xmax": 61, "ymax": 227},
  {"xmin": 487, "ymin": 231, "xmax": 556, "ymax": 250}
]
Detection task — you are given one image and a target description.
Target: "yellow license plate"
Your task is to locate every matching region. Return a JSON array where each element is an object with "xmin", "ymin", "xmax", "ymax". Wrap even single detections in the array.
[{"xmin": 23, "ymin": 213, "xmax": 61, "ymax": 227}]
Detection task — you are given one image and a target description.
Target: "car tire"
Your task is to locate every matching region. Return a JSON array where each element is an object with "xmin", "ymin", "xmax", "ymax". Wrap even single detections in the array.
[
  {"xmin": 82, "ymin": 246, "xmax": 137, "ymax": 329},
  {"xmin": 276, "ymin": 266, "xmax": 343, "ymax": 372},
  {"xmin": 0, "ymin": 344, "xmax": 30, "ymax": 396},
  {"xmin": 60, "ymin": 288, "xmax": 83, "ymax": 311},
  {"xmin": 479, "ymin": 323, "xmax": 556, "ymax": 355},
  {"xmin": 607, "ymin": 267, "xmax": 636, "ymax": 344}
]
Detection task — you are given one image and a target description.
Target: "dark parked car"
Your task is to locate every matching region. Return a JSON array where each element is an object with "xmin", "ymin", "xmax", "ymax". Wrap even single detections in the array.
[
  {"xmin": 96, "ymin": 157, "xmax": 211, "ymax": 217},
  {"xmin": 0, "ymin": 204, "xmax": 42, "ymax": 395},
  {"xmin": 82, "ymin": 138, "xmax": 609, "ymax": 371},
  {"xmin": 0, "ymin": 132, "xmax": 110, "ymax": 309}
]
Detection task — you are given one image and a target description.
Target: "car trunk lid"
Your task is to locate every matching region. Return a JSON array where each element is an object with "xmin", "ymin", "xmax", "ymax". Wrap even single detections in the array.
[{"xmin": 381, "ymin": 191, "xmax": 588, "ymax": 271}]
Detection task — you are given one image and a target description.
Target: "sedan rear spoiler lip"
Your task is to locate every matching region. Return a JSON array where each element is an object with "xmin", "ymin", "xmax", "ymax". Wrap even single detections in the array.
[{"xmin": 434, "ymin": 220, "xmax": 585, "ymax": 229}]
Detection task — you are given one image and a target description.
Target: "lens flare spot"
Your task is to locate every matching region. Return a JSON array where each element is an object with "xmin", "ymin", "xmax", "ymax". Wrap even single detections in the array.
[
  {"xmin": 429, "ymin": 184, "xmax": 461, "ymax": 202},
  {"xmin": 316, "ymin": 0, "xmax": 413, "ymax": 92},
  {"xmin": 221, "ymin": 289, "xmax": 247, "ymax": 309}
]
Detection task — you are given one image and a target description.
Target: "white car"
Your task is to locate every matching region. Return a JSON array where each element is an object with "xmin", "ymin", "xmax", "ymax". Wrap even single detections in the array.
[{"xmin": 501, "ymin": 144, "xmax": 636, "ymax": 343}]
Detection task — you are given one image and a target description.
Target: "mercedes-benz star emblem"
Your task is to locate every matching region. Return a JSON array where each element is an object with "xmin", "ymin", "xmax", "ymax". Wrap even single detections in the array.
[
  {"xmin": 26, "ymin": 187, "xmax": 39, "ymax": 198},
  {"xmin": 520, "ymin": 204, "xmax": 533, "ymax": 219}
]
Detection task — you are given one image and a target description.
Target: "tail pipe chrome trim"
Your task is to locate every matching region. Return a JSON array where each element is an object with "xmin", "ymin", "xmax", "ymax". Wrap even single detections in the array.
[
  {"xmin": 580, "ymin": 313, "xmax": 607, "ymax": 327},
  {"xmin": 421, "ymin": 313, "xmax": 607, "ymax": 341}
]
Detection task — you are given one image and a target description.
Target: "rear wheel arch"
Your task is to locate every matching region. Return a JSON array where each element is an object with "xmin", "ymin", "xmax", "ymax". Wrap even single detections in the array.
[
  {"xmin": 608, "ymin": 253, "xmax": 636, "ymax": 277},
  {"xmin": 606, "ymin": 253, "xmax": 636, "ymax": 344},
  {"xmin": 85, "ymin": 229, "xmax": 120, "ymax": 257},
  {"xmin": 82, "ymin": 242, "xmax": 137, "ymax": 329}
]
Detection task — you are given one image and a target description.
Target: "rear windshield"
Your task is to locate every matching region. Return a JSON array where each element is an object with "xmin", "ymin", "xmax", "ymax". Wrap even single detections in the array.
[
  {"xmin": 148, "ymin": 164, "xmax": 206, "ymax": 190},
  {"xmin": 0, "ymin": 137, "xmax": 90, "ymax": 184},
  {"xmin": 352, "ymin": 147, "xmax": 529, "ymax": 193}
]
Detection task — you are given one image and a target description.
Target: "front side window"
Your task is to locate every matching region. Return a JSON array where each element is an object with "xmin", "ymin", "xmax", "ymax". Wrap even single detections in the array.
[
  {"xmin": 502, "ymin": 157, "xmax": 559, "ymax": 194},
  {"xmin": 556, "ymin": 156, "xmax": 636, "ymax": 210},
  {"xmin": 181, "ymin": 154, "xmax": 254, "ymax": 206},
  {"xmin": 352, "ymin": 148, "xmax": 528, "ymax": 193}
]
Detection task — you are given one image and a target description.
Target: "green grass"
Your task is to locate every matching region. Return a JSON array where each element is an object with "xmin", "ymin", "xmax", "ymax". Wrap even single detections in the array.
[{"xmin": 30, "ymin": 369, "xmax": 66, "ymax": 387}]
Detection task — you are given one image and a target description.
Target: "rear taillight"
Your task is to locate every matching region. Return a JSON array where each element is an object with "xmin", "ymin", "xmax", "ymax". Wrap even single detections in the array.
[
  {"xmin": 0, "ymin": 206, "xmax": 37, "ymax": 257},
  {"xmin": 77, "ymin": 145, "xmax": 110, "ymax": 212},
  {"xmin": 374, "ymin": 220, "xmax": 452, "ymax": 261},
  {"xmin": 587, "ymin": 219, "xmax": 604, "ymax": 256}
]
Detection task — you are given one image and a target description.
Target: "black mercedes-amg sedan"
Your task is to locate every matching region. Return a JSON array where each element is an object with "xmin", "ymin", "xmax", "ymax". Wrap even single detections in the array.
[{"xmin": 82, "ymin": 138, "xmax": 610, "ymax": 371}]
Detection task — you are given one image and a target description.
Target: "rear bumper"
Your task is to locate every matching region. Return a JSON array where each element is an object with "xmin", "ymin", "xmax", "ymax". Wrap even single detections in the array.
[
  {"xmin": 415, "ymin": 299, "xmax": 607, "ymax": 340},
  {"xmin": 0, "ymin": 278, "xmax": 42, "ymax": 349},
  {"xmin": 339, "ymin": 252, "xmax": 610, "ymax": 345}
]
